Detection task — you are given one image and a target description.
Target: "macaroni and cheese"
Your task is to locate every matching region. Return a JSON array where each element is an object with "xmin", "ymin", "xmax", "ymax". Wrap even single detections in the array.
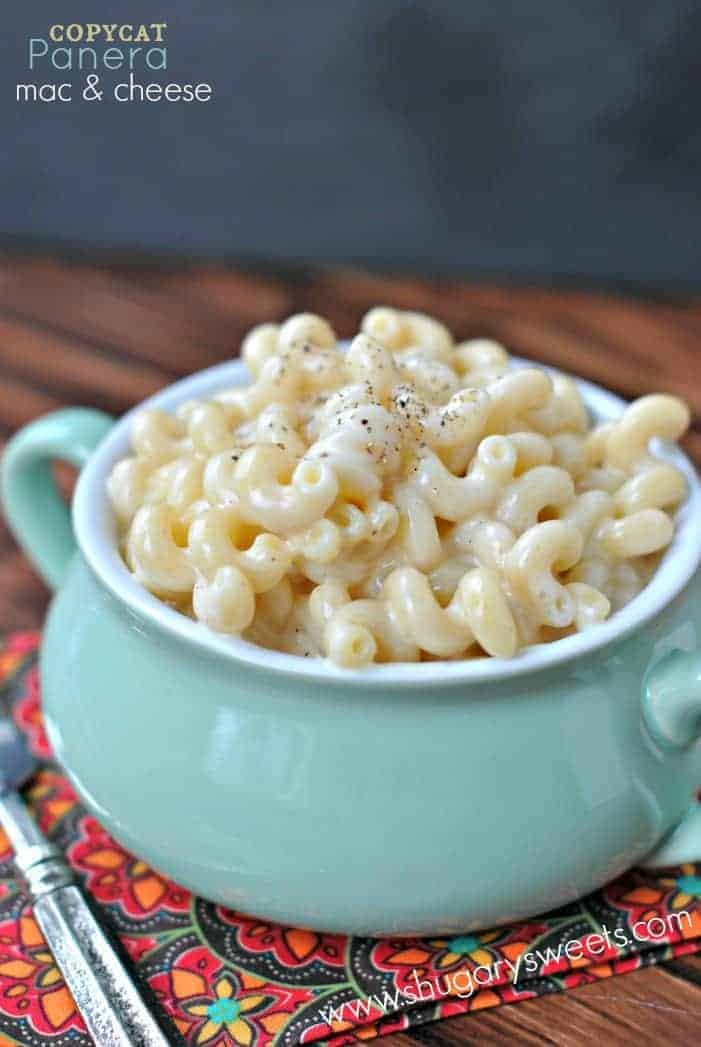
[{"xmin": 108, "ymin": 309, "xmax": 691, "ymax": 668}]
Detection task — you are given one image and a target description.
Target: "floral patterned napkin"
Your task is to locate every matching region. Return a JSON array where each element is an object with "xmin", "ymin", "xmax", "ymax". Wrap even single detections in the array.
[{"xmin": 0, "ymin": 632, "xmax": 699, "ymax": 1047}]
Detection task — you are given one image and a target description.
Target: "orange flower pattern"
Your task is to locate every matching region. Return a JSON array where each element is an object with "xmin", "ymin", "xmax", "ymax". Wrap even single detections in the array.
[{"xmin": 0, "ymin": 632, "xmax": 697, "ymax": 1046}]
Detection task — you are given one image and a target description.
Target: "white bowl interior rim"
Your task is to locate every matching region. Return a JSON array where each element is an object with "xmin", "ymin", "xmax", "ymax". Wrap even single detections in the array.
[{"xmin": 73, "ymin": 356, "xmax": 701, "ymax": 686}]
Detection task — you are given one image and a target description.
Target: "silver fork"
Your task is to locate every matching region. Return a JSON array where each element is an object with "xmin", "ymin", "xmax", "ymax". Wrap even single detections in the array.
[{"xmin": 0, "ymin": 716, "xmax": 177, "ymax": 1046}]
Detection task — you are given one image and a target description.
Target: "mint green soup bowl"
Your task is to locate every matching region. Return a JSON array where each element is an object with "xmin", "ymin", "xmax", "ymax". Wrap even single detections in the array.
[{"xmin": 2, "ymin": 359, "xmax": 701, "ymax": 936}]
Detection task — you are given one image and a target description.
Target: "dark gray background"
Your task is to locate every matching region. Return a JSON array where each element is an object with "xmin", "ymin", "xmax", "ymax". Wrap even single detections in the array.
[{"xmin": 1, "ymin": 2, "xmax": 700, "ymax": 288}]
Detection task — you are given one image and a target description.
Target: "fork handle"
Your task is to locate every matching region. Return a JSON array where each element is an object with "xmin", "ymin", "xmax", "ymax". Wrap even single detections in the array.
[
  {"xmin": 34, "ymin": 885, "xmax": 174, "ymax": 1046},
  {"xmin": 0, "ymin": 790, "xmax": 175, "ymax": 1046}
]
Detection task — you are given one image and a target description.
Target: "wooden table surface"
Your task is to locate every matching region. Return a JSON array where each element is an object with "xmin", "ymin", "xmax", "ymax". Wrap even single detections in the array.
[{"xmin": 0, "ymin": 253, "xmax": 700, "ymax": 1044}]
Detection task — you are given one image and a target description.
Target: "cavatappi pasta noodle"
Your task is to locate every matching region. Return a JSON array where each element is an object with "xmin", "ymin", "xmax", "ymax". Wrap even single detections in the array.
[{"xmin": 108, "ymin": 309, "xmax": 691, "ymax": 668}]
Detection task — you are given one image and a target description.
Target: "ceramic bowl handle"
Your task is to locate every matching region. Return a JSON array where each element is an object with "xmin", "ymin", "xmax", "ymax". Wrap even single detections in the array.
[
  {"xmin": 1, "ymin": 409, "xmax": 114, "ymax": 591},
  {"xmin": 641, "ymin": 649, "xmax": 701, "ymax": 866}
]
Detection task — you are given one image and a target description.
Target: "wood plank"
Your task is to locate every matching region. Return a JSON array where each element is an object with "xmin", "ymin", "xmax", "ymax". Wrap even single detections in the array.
[
  {"xmin": 0, "ymin": 316, "xmax": 168, "ymax": 415},
  {"xmin": 382, "ymin": 967, "xmax": 701, "ymax": 1045},
  {"xmin": 0, "ymin": 372, "xmax": 61, "ymax": 432},
  {"xmin": 666, "ymin": 952, "xmax": 701, "ymax": 986},
  {"xmin": 114, "ymin": 265, "xmax": 294, "ymax": 321},
  {"xmin": 0, "ymin": 258, "xmax": 239, "ymax": 375}
]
